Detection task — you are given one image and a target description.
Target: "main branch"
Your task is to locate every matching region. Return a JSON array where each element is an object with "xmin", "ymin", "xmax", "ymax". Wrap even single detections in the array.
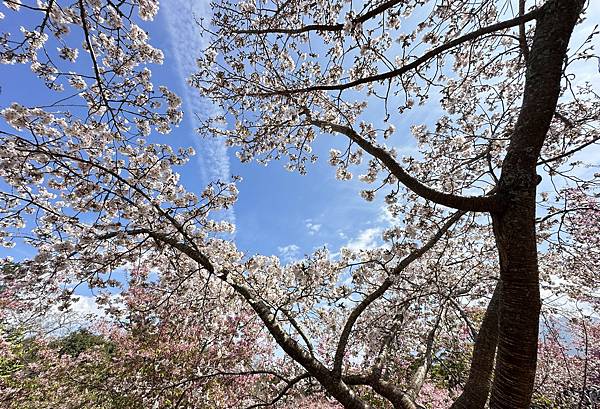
[{"xmin": 309, "ymin": 118, "xmax": 502, "ymax": 212}]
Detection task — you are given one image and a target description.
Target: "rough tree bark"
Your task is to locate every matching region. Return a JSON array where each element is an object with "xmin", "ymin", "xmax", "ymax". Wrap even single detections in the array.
[
  {"xmin": 450, "ymin": 284, "xmax": 500, "ymax": 409},
  {"xmin": 489, "ymin": 0, "xmax": 584, "ymax": 407}
]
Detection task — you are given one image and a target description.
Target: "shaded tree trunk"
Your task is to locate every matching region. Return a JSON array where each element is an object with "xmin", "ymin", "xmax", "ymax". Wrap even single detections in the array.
[
  {"xmin": 489, "ymin": 0, "xmax": 584, "ymax": 407},
  {"xmin": 451, "ymin": 284, "xmax": 500, "ymax": 409}
]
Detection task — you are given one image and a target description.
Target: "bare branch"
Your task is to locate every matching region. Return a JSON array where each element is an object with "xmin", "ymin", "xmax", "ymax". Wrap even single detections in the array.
[
  {"xmin": 264, "ymin": 9, "xmax": 542, "ymax": 95},
  {"xmin": 230, "ymin": 0, "xmax": 403, "ymax": 35}
]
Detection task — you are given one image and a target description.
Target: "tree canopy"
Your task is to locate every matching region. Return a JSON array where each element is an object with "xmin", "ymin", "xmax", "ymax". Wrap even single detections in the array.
[{"xmin": 0, "ymin": 0, "xmax": 599, "ymax": 408}]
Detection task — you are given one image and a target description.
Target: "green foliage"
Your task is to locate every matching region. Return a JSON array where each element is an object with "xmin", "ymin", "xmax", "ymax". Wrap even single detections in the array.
[
  {"xmin": 0, "ymin": 262, "xmax": 23, "ymax": 294},
  {"xmin": 530, "ymin": 394, "xmax": 559, "ymax": 409},
  {"xmin": 53, "ymin": 329, "xmax": 115, "ymax": 357},
  {"xmin": 0, "ymin": 328, "xmax": 26, "ymax": 379},
  {"xmin": 0, "ymin": 327, "xmax": 45, "ymax": 408},
  {"xmin": 430, "ymin": 348, "xmax": 471, "ymax": 391}
]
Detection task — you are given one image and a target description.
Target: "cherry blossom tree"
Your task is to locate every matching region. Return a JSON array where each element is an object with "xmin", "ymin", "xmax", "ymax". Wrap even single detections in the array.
[
  {"xmin": 193, "ymin": 0, "xmax": 598, "ymax": 407},
  {"xmin": 1, "ymin": 0, "xmax": 599, "ymax": 408},
  {"xmin": 532, "ymin": 316, "xmax": 600, "ymax": 408}
]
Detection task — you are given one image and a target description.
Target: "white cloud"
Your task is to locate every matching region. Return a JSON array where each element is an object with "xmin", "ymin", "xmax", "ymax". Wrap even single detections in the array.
[
  {"xmin": 162, "ymin": 0, "xmax": 235, "ymax": 225},
  {"xmin": 19, "ymin": 295, "xmax": 110, "ymax": 336},
  {"xmin": 278, "ymin": 244, "xmax": 300, "ymax": 263},
  {"xmin": 69, "ymin": 295, "xmax": 105, "ymax": 318},
  {"xmin": 336, "ymin": 206, "xmax": 397, "ymax": 253},
  {"xmin": 304, "ymin": 219, "xmax": 322, "ymax": 235},
  {"xmin": 377, "ymin": 206, "xmax": 398, "ymax": 225},
  {"xmin": 344, "ymin": 227, "xmax": 382, "ymax": 251}
]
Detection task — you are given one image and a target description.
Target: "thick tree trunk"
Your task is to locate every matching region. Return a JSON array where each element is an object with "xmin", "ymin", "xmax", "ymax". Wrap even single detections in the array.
[
  {"xmin": 488, "ymin": 0, "xmax": 584, "ymax": 408},
  {"xmin": 450, "ymin": 284, "xmax": 500, "ymax": 409},
  {"xmin": 490, "ymin": 205, "xmax": 540, "ymax": 409}
]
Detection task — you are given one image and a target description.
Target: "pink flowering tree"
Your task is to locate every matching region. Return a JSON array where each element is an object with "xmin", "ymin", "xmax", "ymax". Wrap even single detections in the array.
[{"xmin": 1, "ymin": 0, "xmax": 599, "ymax": 408}]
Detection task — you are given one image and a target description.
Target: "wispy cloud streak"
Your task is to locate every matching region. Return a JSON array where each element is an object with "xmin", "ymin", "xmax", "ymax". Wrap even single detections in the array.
[{"xmin": 162, "ymin": 0, "xmax": 235, "ymax": 224}]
